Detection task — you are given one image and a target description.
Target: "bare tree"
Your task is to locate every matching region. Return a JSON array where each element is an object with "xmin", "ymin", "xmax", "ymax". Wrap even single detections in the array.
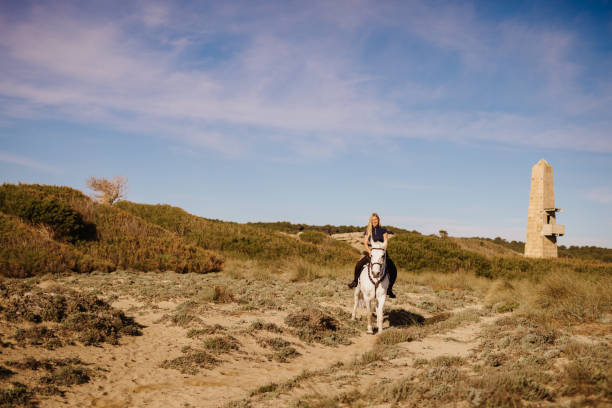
[{"xmin": 86, "ymin": 176, "xmax": 128, "ymax": 205}]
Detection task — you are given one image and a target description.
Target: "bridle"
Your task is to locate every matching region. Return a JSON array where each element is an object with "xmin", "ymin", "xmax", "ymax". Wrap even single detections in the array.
[{"xmin": 367, "ymin": 247, "xmax": 387, "ymax": 292}]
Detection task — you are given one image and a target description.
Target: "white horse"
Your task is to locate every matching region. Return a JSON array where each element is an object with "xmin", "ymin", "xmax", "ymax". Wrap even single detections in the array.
[{"xmin": 351, "ymin": 241, "xmax": 388, "ymax": 334}]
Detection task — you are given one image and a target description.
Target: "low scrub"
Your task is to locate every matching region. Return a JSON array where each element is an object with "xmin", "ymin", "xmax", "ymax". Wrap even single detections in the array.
[
  {"xmin": 0, "ymin": 281, "xmax": 142, "ymax": 346},
  {"xmin": 285, "ymin": 307, "xmax": 359, "ymax": 346},
  {"xmin": 523, "ymin": 271, "xmax": 612, "ymax": 325},
  {"xmin": 115, "ymin": 201, "xmax": 358, "ymax": 266},
  {"xmin": 0, "ymin": 183, "xmax": 95, "ymax": 242},
  {"xmin": 389, "ymin": 232, "xmax": 612, "ymax": 279},
  {"xmin": 0, "ymin": 184, "xmax": 223, "ymax": 274},
  {"xmin": 0, "ymin": 212, "xmax": 112, "ymax": 277},
  {"xmin": 160, "ymin": 347, "xmax": 219, "ymax": 375}
]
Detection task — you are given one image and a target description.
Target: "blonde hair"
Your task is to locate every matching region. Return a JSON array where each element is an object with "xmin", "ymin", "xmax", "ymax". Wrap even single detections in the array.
[{"xmin": 366, "ymin": 213, "xmax": 381, "ymax": 238}]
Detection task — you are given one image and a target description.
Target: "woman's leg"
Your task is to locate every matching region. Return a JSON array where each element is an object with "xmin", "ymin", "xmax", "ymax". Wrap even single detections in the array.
[
  {"xmin": 348, "ymin": 255, "xmax": 370, "ymax": 288},
  {"xmin": 386, "ymin": 257, "xmax": 397, "ymax": 298}
]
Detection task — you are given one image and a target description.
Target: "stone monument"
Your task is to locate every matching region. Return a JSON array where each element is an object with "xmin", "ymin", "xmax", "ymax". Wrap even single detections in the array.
[{"xmin": 525, "ymin": 159, "xmax": 565, "ymax": 258}]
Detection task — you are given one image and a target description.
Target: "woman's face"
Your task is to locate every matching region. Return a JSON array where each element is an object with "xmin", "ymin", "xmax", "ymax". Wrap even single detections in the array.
[{"xmin": 372, "ymin": 216, "xmax": 379, "ymax": 227}]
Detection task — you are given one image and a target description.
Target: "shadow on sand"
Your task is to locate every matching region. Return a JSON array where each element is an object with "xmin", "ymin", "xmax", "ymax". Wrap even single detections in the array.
[{"xmin": 385, "ymin": 308, "xmax": 453, "ymax": 328}]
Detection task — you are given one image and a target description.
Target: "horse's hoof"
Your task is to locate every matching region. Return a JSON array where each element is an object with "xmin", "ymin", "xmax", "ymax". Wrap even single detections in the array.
[{"xmin": 367, "ymin": 329, "xmax": 374, "ymax": 335}]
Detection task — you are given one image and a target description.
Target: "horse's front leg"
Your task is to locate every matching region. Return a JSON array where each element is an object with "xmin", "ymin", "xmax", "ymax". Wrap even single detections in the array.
[
  {"xmin": 376, "ymin": 292, "xmax": 386, "ymax": 334},
  {"xmin": 351, "ymin": 287, "xmax": 359, "ymax": 321},
  {"xmin": 366, "ymin": 295, "xmax": 373, "ymax": 334}
]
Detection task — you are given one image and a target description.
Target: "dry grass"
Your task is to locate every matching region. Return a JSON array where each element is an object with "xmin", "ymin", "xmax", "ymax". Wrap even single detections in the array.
[
  {"xmin": 160, "ymin": 347, "xmax": 219, "ymax": 375},
  {"xmin": 453, "ymin": 237, "xmax": 522, "ymax": 258},
  {"xmin": 285, "ymin": 307, "xmax": 359, "ymax": 346},
  {"xmin": 0, "ymin": 281, "xmax": 142, "ymax": 346}
]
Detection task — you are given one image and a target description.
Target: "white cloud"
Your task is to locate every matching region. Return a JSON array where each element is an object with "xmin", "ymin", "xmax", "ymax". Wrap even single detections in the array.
[
  {"xmin": 0, "ymin": 151, "xmax": 62, "ymax": 174},
  {"xmin": 0, "ymin": 1, "xmax": 610, "ymax": 158},
  {"xmin": 586, "ymin": 187, "xmax": 612, "ymax": 204}
]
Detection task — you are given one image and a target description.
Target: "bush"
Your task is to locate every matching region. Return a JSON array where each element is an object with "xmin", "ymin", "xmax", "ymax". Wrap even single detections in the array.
[
  {"xmin": 115, "ymin": 201, "xmax": 358, "ymax": 266},
  {"xmin": 0, "ymin": 212, "xmax": 112, "ymax": 277},
  {"xmin": 0, "ymin": 184, "xmax": 224, "ymax": 274},
  {"xmin": 299, "ymin": 230, "xmax": 328, "ymax": 244},
  {"xmin": 1, "ymin": 281, "xmax": 143, "ymax": 346},
  {"xmin": 389, "ymin": 232, "xmax": 612, "ymax": 280},
  {"xmin": 0, "ymin": 183, "xmax": 94, "ymax": 242}
]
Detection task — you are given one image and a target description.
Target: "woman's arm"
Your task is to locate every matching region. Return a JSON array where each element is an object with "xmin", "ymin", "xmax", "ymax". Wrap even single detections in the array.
[
  {"xmin": 363, "ymin": 234, "xmax": 371, "ymax": 255},
  {"xmin": 383, "ymin": 232, "xmax": 388, "ymax": 250}
]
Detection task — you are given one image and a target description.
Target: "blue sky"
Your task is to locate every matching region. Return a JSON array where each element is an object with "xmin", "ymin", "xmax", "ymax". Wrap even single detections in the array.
[{"xmin": 1, "ymin": 0, "xmax": 611, "ymax": 247}]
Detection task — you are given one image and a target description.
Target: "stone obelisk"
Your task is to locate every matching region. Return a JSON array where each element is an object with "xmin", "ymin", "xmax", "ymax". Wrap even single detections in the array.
[{"xmin": 525, "ymin": 159, "xmax": 565, "ymax": 258}]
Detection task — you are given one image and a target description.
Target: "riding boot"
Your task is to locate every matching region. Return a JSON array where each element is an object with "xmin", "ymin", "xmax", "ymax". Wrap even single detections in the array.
[
  {"xmin": 348, "ymin": 254, "xmax": 370, "ymax": 288},
  {"xmin": 386, "ymin": 257, "xmax": 397, "ymax": 298}
]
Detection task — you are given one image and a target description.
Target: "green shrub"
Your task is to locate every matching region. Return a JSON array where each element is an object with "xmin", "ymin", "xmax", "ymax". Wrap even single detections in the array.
[
  {"xmin": 115, "ymin": 201, "xmax": 358, "ymax": 266},
  {"xmin": 388, "ymin": 232, "xmax": 490, "ymax": 275},
  {"xmin": 389, "ymin": 232, "xmax": 612, "ymax": 280},
  {"xmin": 299, "ymin": 230, "xmax": 328, "ymax": 244},
  {"xmin": 0, "ymin": 184, "xmax": 224, "ymax": 274},
  {"xmin": 0, "ymin": 212, "xmax": 112, "ymax": 277},
  {"xmin": 0, "ymin": 183, "xmax": 93, "ymax": 242}
]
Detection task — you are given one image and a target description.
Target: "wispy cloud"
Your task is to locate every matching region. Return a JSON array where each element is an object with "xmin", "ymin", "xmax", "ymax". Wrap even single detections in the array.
[
  {"xmin": 384, "ymin": 214, "xmax": 525, "ymax": 240},
  {"xmin": 586, "ymin": 187, "xmax": 612, "ymax": 204},
  {"xmin": 0, "ymin": 1, "xmax": 610, "ymax": 158},
  {"xmin": 0, "ymin": 151, "xmax": 62, "ymax": 174}
]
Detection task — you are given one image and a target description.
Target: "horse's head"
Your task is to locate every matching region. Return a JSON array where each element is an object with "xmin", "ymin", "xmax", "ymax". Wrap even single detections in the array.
[{"xmin": 370, "ymin": 242, "xmax": 386, "ymax": 279}]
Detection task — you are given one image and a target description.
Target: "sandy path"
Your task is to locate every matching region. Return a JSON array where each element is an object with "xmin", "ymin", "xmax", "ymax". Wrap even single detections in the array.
[{"xmin": 36, "ymin": 299, "xmax": 380, "ymax": 408}]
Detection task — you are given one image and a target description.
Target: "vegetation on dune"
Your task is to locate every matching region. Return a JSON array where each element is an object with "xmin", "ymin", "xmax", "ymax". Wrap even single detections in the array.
[
  {"xmin": 248, "ymin": 220, "xmax": 412, "ymax": 235},
  {"xmin": 468, "ymin": 235, "xmax": 612, "ymax": 264},
  {"xmin": 0, "ymin": 212, "xmax": 111, "ymax": 278},
  {"xmin": 115, "ymin": 201, "xmax": 359, "ymax": 266},
  {"xmin": 0, "ymin": 183, "xmax": 223, "ymax": 275},
  {"xmin": 0, "ymin": 280, "xmax": 142, "ymax": 346},
  {"xmin": 559, "ymin": 244, "xmax": 612, "ymax": 263},
  {"xmin": 389, "ymin": 232, "xmax": 612, "ymax": 279}
]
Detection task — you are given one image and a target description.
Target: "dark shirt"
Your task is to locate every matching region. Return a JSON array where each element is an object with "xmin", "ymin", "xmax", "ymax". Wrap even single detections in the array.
[{"xmin": 365, "ymin": 226, "xmax": 388, "ymax": 244}]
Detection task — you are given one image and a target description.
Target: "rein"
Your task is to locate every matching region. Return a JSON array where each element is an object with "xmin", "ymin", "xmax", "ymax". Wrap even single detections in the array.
[{"xmin": 367, "ymin": 247, "xmax": 387, "ymax": 293}]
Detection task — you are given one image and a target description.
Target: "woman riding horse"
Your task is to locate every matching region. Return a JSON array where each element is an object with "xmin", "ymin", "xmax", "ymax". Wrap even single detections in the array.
[{"xmin": 348, "ymin": 213, "xmax": 397, "ymax": 298}]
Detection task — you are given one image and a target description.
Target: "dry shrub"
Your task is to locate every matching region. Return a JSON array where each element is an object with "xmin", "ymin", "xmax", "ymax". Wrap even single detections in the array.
[
  {"xmin": 86, "ymin": 176, "xmax": 128, "ymax": 205},
  {"xmin": 376, "ymin": 328, "xmax": 416, "ymax": 345},
  {"xmin": 258, "ymin": 337, "xmax": 300, "ymax": 362},
  {"xmin": 561, "ymin": 342, "xmax": 611, "ymax": 399},
  {"xmin": 248, "ymin": 319, "xmax": 282, "ymax": 333},
  {"xmin": 1, "ymin": 282, "xmax": 142, "ymax": 346},
  {"xmin": 526, "ymin": 271, "xmax": 612, "ymax": 324},
  {"xmin": 0, "ymin": 382, "xmax": 36, "ymax": 408},
  {"xmin": 39, "ymin": 366, "xmax": 90, "ymax": 387},
  {"xmin": 470, "ymin": 369, "xmax": 553, "ymax": 404},
  {"xmin": 203, "ymin": 335, "xmax": 240, "ymax": 354},
  {"xmin": 285, "ymin": 308, "xmax": 338, "ymax": 343},
  {"xmin": 13, "ymin": 326, "xmax": 62, "ymax": 350},
  {"xmin": 160, "ymin": 348, "xmax": 218, "ymax": 375},
  {"xmin": 285, "ymin": 307, "xmax": 359, "ymax": 346}
]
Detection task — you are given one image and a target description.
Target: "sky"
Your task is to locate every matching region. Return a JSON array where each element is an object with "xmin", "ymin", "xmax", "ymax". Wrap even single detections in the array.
[{"xmin": 0, "ymin": 0, "xmax": 611, "ymax": 247}]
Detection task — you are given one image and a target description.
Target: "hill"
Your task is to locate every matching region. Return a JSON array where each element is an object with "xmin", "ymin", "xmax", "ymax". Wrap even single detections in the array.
[
  {"xmin": 0, "ymin": 184, "xmax": 223, "ymax": 276},
  {"xmin": 248, "ymin": 221, "xmax": 413, "ymax": 235},
  {"xmin": 115, "ymin": 202, "xmax": 359, "ymax": 266},
  {"xmin": 388, "ymin": 232, "xmax": 612, "ymax": 279}
]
